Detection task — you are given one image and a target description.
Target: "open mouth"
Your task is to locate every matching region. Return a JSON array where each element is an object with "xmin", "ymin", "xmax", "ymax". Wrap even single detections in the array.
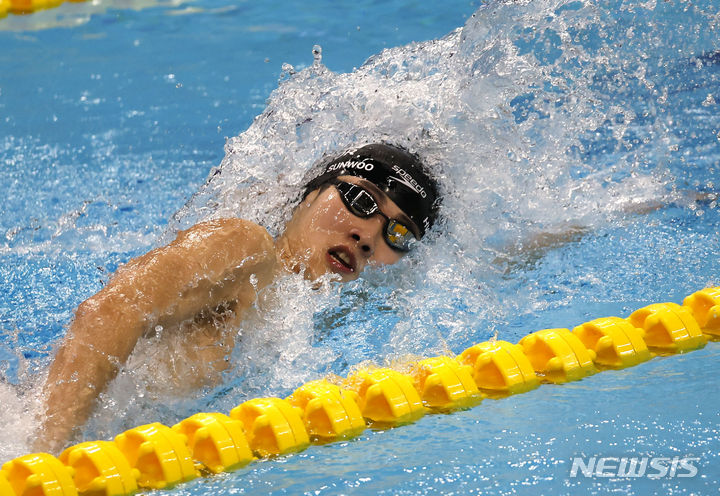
[{"xmin": 327, "ymin": 247, "xmax": 356, "ymax": 274}]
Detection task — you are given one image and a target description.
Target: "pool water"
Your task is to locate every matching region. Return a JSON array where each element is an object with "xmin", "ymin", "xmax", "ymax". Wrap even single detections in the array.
[{"xmin": 1, "ymin": 0, "xmax": 719, "ymax": 494}]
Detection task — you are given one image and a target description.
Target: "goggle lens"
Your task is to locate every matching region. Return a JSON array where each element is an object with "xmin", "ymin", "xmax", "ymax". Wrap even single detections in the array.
[
  {"xmin": 385, "ymin": 220, "xmax": 414, "ymax": 251},
  {"xmin": 333, "ymin": 181, "xmax": 415, "ymax": 252}
]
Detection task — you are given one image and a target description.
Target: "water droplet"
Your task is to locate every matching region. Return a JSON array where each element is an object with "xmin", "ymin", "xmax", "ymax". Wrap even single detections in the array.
[
  {"xmin": 279, "ymin": 63, "xmax": 296, "ymax": 81},
  {"xmin": 312, "ymin": 44, "xmax": 322, "ymax": 65}
]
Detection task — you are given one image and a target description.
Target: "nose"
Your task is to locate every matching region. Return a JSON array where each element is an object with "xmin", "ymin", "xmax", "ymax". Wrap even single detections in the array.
[
  {"xmin": 350, "ymin": 231, "xmax": 374, "ymax": 256},
  {"xmin": 349, "ymin": 217, "xmax": 384, "ymax": 257}
]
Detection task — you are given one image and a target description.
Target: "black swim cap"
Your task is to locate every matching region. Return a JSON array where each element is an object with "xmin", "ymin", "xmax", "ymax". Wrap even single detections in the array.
[{"xmin": 304, "ymin": 143, "xmax": 439, "ymax": 238}]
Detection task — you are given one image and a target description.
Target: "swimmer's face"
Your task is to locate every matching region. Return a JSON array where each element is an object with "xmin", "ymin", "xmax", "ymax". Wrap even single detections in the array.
[{"xmin": 281, "ymin": 175, "xmax": 419, "ymax": 282}]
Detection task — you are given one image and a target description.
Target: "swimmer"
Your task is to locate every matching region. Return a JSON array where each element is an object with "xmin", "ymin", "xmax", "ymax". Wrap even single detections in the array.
[{"xmin": 36, "ymin": 143, "xmax": 440, "ymax": 453}]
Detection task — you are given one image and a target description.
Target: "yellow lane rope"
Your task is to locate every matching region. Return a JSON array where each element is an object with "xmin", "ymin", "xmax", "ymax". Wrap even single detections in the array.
[{"xmin": 2, "ymin": 286, "xmax": 719, "ymax": 495}]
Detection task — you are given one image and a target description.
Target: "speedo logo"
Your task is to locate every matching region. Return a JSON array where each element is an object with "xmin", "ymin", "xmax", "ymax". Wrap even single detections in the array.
[
  {"xmin": 391, "ymin": 165, "xmax": 427, "ymax": 199},
  {"xmin": 327, "ymin": 159, "xmax": 375, "ymax": 173}
]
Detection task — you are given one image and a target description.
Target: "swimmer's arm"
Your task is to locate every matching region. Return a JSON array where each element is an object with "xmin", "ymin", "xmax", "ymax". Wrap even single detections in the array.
[
  {"xmin": 37, "ymin": 218, "xmax": 277, "ymax": 453},
  {"xmin": 493, "ymin": 223, "xmax": 588, "ymax": 270},
  {"xmin": 496, "ymin": 191, "xmax": 716, "ymax": 269}
]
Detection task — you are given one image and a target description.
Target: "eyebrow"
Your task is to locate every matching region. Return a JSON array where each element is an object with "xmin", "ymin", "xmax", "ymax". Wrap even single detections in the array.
[{"xmin": 356, "ymin": 179, "xmax": 418, "ymax": 235}]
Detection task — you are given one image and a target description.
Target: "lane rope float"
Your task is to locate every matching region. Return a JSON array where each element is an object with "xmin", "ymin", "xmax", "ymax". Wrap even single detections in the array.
[
  {"xmin": 0, "ymin": 0, "xmax": 86, "ymax": 17},
  {"xmin": 2, "ymin": 286, "xmax": 719, "ymax": 496}
]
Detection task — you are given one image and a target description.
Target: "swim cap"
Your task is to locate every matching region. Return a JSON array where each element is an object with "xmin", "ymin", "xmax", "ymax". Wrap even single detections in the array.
[{"xmin": 304, "ymin": 143, "xmax": 439, "ymax": 237}]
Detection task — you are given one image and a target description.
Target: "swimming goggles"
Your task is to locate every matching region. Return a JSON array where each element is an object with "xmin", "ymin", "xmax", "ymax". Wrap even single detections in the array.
[{"xmin": 332, "ymin": 180, "xmax": 417, "ymax": 252}]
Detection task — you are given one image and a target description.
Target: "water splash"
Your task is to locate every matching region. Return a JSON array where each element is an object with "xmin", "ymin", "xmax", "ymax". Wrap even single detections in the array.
[{"xmin": 168, "ymin": 0, "xmax": 719, "ymax": 361}]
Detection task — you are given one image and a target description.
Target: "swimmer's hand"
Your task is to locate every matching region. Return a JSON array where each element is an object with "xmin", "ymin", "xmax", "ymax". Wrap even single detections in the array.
[{"xmin": 35, "ymin": 218, "xmax": 276, "ymax": 453}]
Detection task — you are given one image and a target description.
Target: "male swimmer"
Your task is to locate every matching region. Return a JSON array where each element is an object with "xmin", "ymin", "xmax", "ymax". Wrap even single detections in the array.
[{"xmin": 37, "ymin": 143, "xmax": 440, "ymax": 452}]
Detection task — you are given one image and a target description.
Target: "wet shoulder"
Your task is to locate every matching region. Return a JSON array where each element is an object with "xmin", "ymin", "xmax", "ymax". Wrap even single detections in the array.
[
  {"xmin": 176, "ymin": 217, "xmax": 270, "ymax": 244},
  {"xmin": 174, "ymin": 218, "xmax": 277, "ymax": 271}
]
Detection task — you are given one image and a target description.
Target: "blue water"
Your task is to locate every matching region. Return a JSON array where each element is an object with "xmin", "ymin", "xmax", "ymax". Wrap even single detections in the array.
[{"xmin": 2, "ymin": 0, "xmax": 720, "ymax": 494}]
